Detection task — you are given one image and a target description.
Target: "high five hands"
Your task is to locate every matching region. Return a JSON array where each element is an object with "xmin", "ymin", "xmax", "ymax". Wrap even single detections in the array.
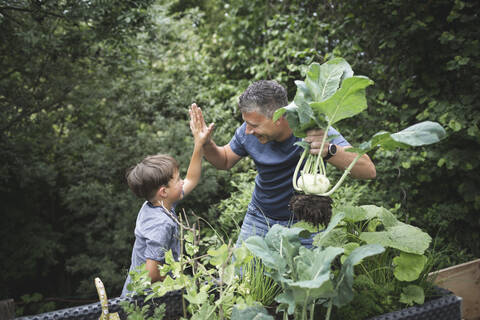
[{"xmin": 189, "ymin": 103, "xmax": 214, "ymax": 146}]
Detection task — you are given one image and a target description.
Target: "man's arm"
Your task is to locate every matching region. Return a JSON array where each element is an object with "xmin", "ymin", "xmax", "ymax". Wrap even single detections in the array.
[
  {"xmin": 305, "ymin": 129, "xmax": 376, "ymax": 180},
  {"xmin": 145, "ymin": 259, "xmax": 165, "ymax": 283},
  {"xmin": 327, "ymin": 145, "xmax": 376, "ymax": 179},
  {"xmin": 189, "ymin": 103, "xmax": 241, "ymax": 171},
  {"xmin": 203, "ymin": 140, "xmax": 242, "ymax": 170}
]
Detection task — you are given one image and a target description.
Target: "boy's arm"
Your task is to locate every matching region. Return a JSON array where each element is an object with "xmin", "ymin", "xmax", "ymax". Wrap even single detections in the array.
[
  {"xmin": 145, "ymin": 259, "xmax": 165, "ymax": 283},
  {"xmin": 183, "ymin": 142, "xmax": 203, "ymax": 196},
  {"xmin": 189, "ymin": 103, "xmax": 241, "ymax": 171},
  {"xmin": 183, "ymin": 103, "xmax": 214, "ymax": 196}
]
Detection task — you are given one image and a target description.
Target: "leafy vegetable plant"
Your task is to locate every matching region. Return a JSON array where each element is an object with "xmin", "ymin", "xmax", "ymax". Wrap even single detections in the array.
[
  {"xmin": 273, "ymin": 58, "xmax": 447, "ymax": 225},
  {"xmin": 244, "ymin": 222, "xmax": 385, "ymax": 320}
]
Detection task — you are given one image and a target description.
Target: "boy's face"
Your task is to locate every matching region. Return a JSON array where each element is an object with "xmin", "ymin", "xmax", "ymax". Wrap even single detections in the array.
[{"xmin": 166, "ymin": 169, "xmax": 183, "ymax": 201}]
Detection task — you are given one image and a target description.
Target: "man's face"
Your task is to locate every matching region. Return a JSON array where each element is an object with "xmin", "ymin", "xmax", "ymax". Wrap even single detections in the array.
[{"xmin": 242, "ymin": 111, "xmax": 280, "ymax": 144}]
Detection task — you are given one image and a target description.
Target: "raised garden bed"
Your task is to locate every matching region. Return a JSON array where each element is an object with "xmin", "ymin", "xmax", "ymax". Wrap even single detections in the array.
[{"xmin": 15, "ymin": 287, "xmax": 461, "ymax": 320}]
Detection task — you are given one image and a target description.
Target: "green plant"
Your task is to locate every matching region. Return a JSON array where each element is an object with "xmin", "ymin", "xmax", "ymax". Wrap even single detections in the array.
[
  {"xmin": 244, "ymin": 223, "xmax": 385, "ymax": 320},
  {"xmin": 120, "ymin": 300, "xmax": 166, "ymax": 320},
  {"xmin": 237, "ymin": 256, "xmax": 281, "ymax": 307},
  {"xmin": 313, "ymin": 205, "xmax": 435, "ymax": 315},
  {"xmin": 273, "ymin": 58, "xmax": 446, "ymax": 226}
]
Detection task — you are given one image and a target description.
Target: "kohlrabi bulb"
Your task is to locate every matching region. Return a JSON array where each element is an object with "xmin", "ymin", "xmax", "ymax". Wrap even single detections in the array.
[{"xmin": 297, "ymin": 173, "xmax": 330, "ymax": 194}]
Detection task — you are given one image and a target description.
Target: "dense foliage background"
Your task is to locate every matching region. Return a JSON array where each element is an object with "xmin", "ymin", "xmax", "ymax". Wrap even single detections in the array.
[{"xmin": 1, "ymin": 0, "xmax": 478, "ymax": 315}]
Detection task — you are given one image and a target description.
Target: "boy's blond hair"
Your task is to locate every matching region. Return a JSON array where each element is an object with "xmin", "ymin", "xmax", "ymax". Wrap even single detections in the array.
[{"xmin": 126, "ymin": 154, "xmax": 179, "ymax": 202}]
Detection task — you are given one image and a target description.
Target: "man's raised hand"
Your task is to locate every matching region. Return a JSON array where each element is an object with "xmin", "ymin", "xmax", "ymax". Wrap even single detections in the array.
[{"xmin": 189, "ymin": 103, "xmax": 214, "ymax": 146}]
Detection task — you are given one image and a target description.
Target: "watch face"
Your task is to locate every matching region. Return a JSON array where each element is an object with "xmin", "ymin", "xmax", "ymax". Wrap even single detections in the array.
[{"xmin": 329, "ymin": 144, "xmax": 337, "ymax": 155}]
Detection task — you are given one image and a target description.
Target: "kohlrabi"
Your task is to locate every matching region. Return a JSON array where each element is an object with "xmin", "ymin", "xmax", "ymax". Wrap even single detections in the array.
[{"xmin": 274, "ymin": 58, "xmax": 447, "ymax": 226}]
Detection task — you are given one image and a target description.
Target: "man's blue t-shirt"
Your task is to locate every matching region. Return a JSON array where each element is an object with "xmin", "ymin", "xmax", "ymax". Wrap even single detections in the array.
[
  {"xmin": 229, "ymin": 122, "xmax": 350, "ymax": 220},
  {"xmin": 121, "ymin": 201, "xmax": 180, "ymax": 296}
]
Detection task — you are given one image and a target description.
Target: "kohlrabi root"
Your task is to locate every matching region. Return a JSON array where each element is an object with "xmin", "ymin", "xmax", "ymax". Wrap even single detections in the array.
[{"xmin": 289, "ymin": 194, "xmax": 333, "ymax": 227}]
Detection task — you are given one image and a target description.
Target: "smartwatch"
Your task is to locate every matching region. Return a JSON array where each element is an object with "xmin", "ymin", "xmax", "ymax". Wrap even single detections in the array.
[{"xmin": 323, "ymin": 144, "xmax": 337, "ymax": 161}]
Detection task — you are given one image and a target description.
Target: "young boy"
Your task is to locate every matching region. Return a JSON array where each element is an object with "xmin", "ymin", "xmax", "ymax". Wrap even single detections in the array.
[{"xmin": 121, "ymin": 104, "xmax": 213, "ymax": 297}]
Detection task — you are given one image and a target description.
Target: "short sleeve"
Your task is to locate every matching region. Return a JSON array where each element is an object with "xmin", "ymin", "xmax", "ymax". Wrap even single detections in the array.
[
  {"xmin": 328, "ymin": 127, "xmax": 351, "ymax": 147},
  {"xmin": 229, "ymin": 123, "xmax": 248, "ymax": 157},
  {"xmin": 144, "ymin": 223, "xmax": 174, "ymax": 262}
]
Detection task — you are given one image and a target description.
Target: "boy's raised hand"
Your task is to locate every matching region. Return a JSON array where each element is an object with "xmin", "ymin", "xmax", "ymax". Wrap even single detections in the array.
[{"xmin": 189, "ymin": 103, "xmax": 214, "ymax": 146}]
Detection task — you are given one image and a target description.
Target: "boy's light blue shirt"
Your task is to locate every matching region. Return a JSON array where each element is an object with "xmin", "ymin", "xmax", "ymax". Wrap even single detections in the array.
[
  {"xmin": 121, "ymin": 201, "xmax": 180, "ymax": 297},
  {"xmin": 229, "ymin": 122, "xmax": 350, "ymax": 220}
]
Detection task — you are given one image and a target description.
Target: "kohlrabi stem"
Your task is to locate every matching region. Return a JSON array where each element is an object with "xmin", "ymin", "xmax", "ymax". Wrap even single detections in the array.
[
  {"xmin": 325, "ymin": 300, "xmax": 333, "ymax": 320},
  {"xmin": 309, "ymin": 301, "xmax": 315, "ymax": 320},
  {"xmin": 314, "ymin": 125, "xmax": 330, "ymax": 178},
  {"xmin": 319, "ymin": 153, "xmax": 363, "ymax": 197},
  {"xmin": 293, "ymin": 148, "xmax": 308, "ymax": 191}
]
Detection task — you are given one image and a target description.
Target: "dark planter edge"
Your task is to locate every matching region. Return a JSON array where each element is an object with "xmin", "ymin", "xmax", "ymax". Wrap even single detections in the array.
[{"xmin": 16, "ymin": 287, "xmax": 461, "ymax": 320}]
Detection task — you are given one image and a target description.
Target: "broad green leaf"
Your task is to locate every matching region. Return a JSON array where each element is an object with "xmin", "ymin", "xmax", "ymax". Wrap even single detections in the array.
[
  {"xmin": 185, "ymin": 242, "xmax": 199, "ymax": 256},
  {"xmin": 293, "ymin": 83, "xmax": 316, "ymax": 125},
  {"xmin": 305, "ymin": 58, "xmax": 353, "ymax": 102},
  {"xmin": 334, "ymin": 244, "xmax": 385, "ymax": 307},
  {"xmin": 244, "ymin": 236, "xmax": 286, "ymax": 271},
  {"xmin": 340, "ymin": 242, "xmax": 360, "ymax": 264},
  {"xmin": 275, "ymin": 291, "xmax": 296, "ymax": 315},
  {"xmin": 310, "ymin": 76, "xmax": 373, "ymax": 125},
  {"xmin": 273, "ymin": 102, "xmax": 300, "ymax": 137},
  {"xmin": 272, "ymin": 101, "xmax": 316, "ymax": 138},
  {"xmin": 292, "ymin": 220, "xmax": 318, "ymax": 233},
  {"xmin": 296, "ymin": 246, "xmax": 344, "ymax": 282},
  {"xmin": 223, "ymin": 264, "xmax": 235, "ymax": 285},
  {"xmin": 190, "ymin": 303, "xmax": 216, "ymax": 320},
  {"xmin": 289, "ymin": 275, "xmax": 335, "ymax": 303},
  {"xmin": 336, "ymin": 205, "xmax": 369, "ymax": 223},
  {"xmin": 231, "ymin": 305, "xmax": 274, "ymax": 320},
  {"xmin": 399, "ymin": 285, "xmax": 425, "ymax": 306},
  {"xmin": 348, "ymin": 121, "xmax": 446, "ymax": 154},
  {"xmin": 264, "ymin": 225, "xmax": 310, "ymax": 253},
  {"xmin": 359, "ymin": 224, "xmax": 431, "ymax": 254},
  {"xmin": 207, "ymin": 244, "xmax": 229, "ymax": 266},
  {"xmin": 293, "ymin": 140, "xmax": 310, "ymax": 150},
  {"xmin": 183, "ymin": 290, "xmax": 209, "ymax": 305},
  {"xmin": 313, "ymin": 228, "xmax": 348, "ymax": 248},
  {"xmin": 360, "ymin": 205, "xmax": 399, "ymax": 227},
  {"xmin": 393, "ymin": 252, "xmax": 428, "ymax": 281},
  {"xmin": 233, "ymin": 244, "xmax": 252, "ymax": 266},
  {"xmin": 391, "ymin": 121, "xmax": 447, "ymax": 146},
  {"xmin": 312, "ymin": 212, "xmax": 345, "ymax": 246}
]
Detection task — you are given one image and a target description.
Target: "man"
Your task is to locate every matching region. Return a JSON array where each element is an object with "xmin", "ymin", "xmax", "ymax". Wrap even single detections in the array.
[{"xmin": 189, "ymin": 80, "xmax": 376, "ymax": 246}]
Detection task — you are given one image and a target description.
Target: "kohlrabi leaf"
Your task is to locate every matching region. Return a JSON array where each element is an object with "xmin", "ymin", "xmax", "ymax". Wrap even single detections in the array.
[
  {"xmin": 393, "ymin": 252, "xmax": 428, "ymax": 282},
  {"xmin": 293, "ymin": 140, "xmax": 310, "ymax": 150},
  {"xmin": 273, "ymin": 101, "xmax": 298, "ymax": 125},
  {"xmin": 264, "ymin": 225, "xmax": 310, "ymax": 253},
  {"xmin": 272, "ymin": 100, "xmax": 318, "ymax": 138},
  {"xmin": 340, "ymin": 242, "xmax": 360, "ymax": 264},
  {"xmin": 333, "ymin": 244, "xmax": 385, "ymax": 307},
  {"xmin": 231, "ymin": 305, "xmax": 274, "ymax": 320},
  {"xmin": 349, "ymin": 121, "xmax": 447, "ymax": 154},
  {"xmin": 313, "ymin": 228, "xmax": 348, "ymax": 248},
  {"xmin": 359, "ymin": 224, "xmax": 432, "ymax": 255},
  {"xmin": 312, "ymin": 212, "xmax": 345, "ymax": 246},
  {"xmin": 275, "ymin": 291, "xmax": 296, "ymax": 315},
  {"xmin": 390, "ymin": 121, "xmax": 447, "ymax": 146},
  {"xmin": 335, "ymin": 205, "xmax": 370, "ymax": 223},
  {"xmin": 310, "ymin": 76, "xmax": 374, "ymax": 125},
  {"xmin": 244, "ymin": 235, "xmax": 286, "ymax": 272},
  {"xmin": 305, "ymin": 58, "xmax": 353, "ymax": 102},
  {"xmin": 399, "ymin": 285, "xmax": 425, "ymax": 306},
  {"xmin": 296, "ymin": 246, "xmax": 344, "ymax": 282},
  {"xmin": 360, "ymin": 205, "xmax": 399, "ymax": 227}
]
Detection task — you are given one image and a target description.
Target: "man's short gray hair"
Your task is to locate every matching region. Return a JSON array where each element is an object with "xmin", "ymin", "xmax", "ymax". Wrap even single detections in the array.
[{"xmin": 238, "ymin": 80, "xmax": 288, "ymax": 119}]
